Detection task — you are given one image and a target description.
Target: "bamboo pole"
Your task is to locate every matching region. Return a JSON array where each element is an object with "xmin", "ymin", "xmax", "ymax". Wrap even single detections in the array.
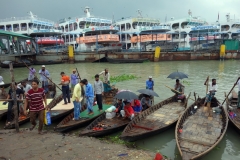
[
  {"xmin": 222, "ymin": 77, "xmax": 240, "ymax": 105},
  {"xmin": 164, "ymin": 85, "xmax": 195, "ymax": 101},
  {"xmin": 75, "ymin": 68, "xmax": 81, "ymax": 80},
  {"xmin": 21, "ymin": 60, "xmax": 41, "ymax": 83},
  {"xmin": 9, "ymin": 63, "xmax": 19, "ymax": 132},
  {"xmin": 40, "ymin": 72, "xmax": 62, "ymax": 91}
]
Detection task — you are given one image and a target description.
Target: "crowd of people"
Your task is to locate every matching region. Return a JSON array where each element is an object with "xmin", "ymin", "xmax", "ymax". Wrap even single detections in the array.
[{"xmin": 2, "ymin": 65, "xmax": 238, "ymax": 135}]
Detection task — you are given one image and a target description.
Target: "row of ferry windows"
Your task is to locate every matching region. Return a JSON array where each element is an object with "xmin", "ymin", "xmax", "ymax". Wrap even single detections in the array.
[
  {"xmin": 0, "ymin": 23, "xmax": 60, "ymax": 31},
  {"xmin": 59, "ymin": 22, "xmax": 112, "ymax": 32}
]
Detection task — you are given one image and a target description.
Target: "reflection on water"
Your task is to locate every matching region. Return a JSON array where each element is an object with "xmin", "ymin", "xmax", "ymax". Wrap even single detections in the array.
[{"xmin": 1, "ymin": 60, "xmax": 240, "ymax": 160}]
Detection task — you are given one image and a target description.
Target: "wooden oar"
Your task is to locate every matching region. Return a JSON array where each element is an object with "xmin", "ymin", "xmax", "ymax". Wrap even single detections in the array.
[
  {"xmin": 40, "ymin": 72, "xmax": 62, "ymax": 91},
  {"xmin": 75, "ymin": 68, "xmax": 81, "ymax": 80},
  {"xmin": 164, "ymin": 85, "xmax": 195, "ymax": 101},
  {"xmin": 21, "ymin": 60, "xmax": 41, "ymax": 83},
  {"xmin": 204, "ymin": 76, "xmax": 209, "ymax": 94},
  {"xmin": 222, "ymin": 77, "xmax": 240, "ymax": 105}
]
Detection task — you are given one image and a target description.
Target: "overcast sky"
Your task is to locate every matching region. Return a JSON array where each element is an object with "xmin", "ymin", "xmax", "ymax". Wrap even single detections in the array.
[{"xmin": 1, "ymin": 0, "xmax": 239, "ymax": 23}]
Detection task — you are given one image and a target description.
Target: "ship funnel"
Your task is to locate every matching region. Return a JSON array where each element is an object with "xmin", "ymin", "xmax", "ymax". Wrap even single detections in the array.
[{"xmin": 84, "ymin": 6, "xmax": 91, "ymax": 17}]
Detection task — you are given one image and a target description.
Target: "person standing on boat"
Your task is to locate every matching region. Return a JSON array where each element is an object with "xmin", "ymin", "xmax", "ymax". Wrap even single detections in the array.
[
  {"xmin": 28, "ymin": 67, "xmax": 36, "ymax": 81},
  {"xmin": 70, "ymin": 69, "xmax": 78, "ymax": 92},
  {"xmin": 146, "ymin": 76, "xmax": 154, "ymax": 90},
  {"xmin": 235, "ymin": 78, "xmax": 240, "ymax": 108},
  {"xmin": 173, "ymin": 79, "xmax": 186, "ymax": 102},
  {"xmin": 21, "ymin": 81, "xmax": 32, "ymax": 96},
  {"xmin": 72, "ymin": 80, "xmax": 84, "ymax": 121},
  {"xmin": 38, "ymin": 65, "xmax": 50, "ymax": 93},
  {"xmin": 94, "ymin": 74, "xmax": 104, "ymax": 112},
  {"xmin": 6, "ymin": 82, "xmax": 24, "ymax": 126},
  {"xmin": 82, "ymin": 79, "xmax": 94, "ymax": 115},
  {"xmin": 0, "ymin": 76, "xmax": 4, "ymax": 85},
  {"xmin": 59, "ymin": 72, "xmax": 71, "ymax": 105},
  {"xmin": 24, "ymin": 80, "xmax": 48, "ymax": 135},
  {"xmin": 98, "ymin": 68, "xmax": 111, "ymax": 93},
  {"xmin": 204, "ymin": 78, "xmax": 218, "ymax": 106}
]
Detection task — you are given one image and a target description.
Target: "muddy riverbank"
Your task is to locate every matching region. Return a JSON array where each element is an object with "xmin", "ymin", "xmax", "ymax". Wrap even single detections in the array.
[{"xmin": 0, "ymin": 129, "xmax": 157, "ymax": 160}]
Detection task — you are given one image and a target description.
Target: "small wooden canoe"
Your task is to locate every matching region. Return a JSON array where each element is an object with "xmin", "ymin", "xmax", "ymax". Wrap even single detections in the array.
[
  {"xmin": 120, "ymin": 95, "xmax": 189, "ymax": 142},
  {"xmin": 175, "ymin": 97, "xmax": 228, "ymax": 160},
  {"xmin": 0, "ymin": 78, "xmax": 28, "ymax": 120},
  {"xmin": 80, "ymin": 112, "xmax": 130, "ymax": 137},
  {"xmin": 4, "ymin": 82, "xmax": 58, "ymax": 129},
  {"xmin": 55, "ymin": 104, "xmax": 112, "ymax": 132},
  {"xmin": 226, "ymin": 90, "xmax": 240, "ymax": 133}
]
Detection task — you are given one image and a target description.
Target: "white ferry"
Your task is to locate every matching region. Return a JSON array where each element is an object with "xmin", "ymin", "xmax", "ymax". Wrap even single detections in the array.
[
  {"xmin": 165, "ymin": 10, "xmax": 221, "ymax": 51},
  {"xmin": 59, "ymin": 6, "xmax": 120, "ymax": 52},
  {"xmin": 0, "ymin": 11, "xmax": 64, "ymax": 53},
  {"xmin": 114, "ymin": 10, "xmax": 171, "ymax": 52}
]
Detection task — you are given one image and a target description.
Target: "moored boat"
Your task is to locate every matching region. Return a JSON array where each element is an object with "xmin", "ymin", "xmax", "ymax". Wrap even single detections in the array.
[
  {"xmin": 0, "ymin": 78, "xmax": 28, "ymax": 120},
  {"xmin": 4, "ymin": 81, "xmax": 57, "ymax": 129},
  {"xmin": 106, "ymin": 57, "xmax": 148, "ymax": 63},
  {"xmin": 120, "ymin": 95, "xmax": 189, "ymax": 142},
  {"xmin": 175, "ymin": 97, "xmax": 228, "ymax": 160},
  {"xmin": 1, "ymin": 61, "xmax": 32, "ymax": 68},
  {"xmin": 55, "ymin": 104, "xmax": 111, "ymax": 132},
  {"xmin": 226, "ymin": 90, "xmax": 240, "ymax": 133},
  {"xmin": 80, "ymin": 112, "xmax": 130, "ymax": 137}
]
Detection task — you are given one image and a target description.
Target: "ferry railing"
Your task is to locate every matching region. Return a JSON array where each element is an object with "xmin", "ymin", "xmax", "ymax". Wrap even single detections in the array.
[{"xmin": 0, "ymin": 16, "xmax": 56, "ymax": 24}]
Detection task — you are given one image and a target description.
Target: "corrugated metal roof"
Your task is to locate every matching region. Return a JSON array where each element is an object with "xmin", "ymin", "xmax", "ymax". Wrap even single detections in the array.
[{"xmin": 0, "ymin": 30, "xmax": 31, "ymax": 39}]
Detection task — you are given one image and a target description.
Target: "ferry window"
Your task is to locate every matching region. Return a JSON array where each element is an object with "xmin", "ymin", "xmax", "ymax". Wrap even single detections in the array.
[
  {"xmin": 126, "ymin": 23, "xmax": 131, "ymax": 30},
  {"xmin": 74, "ymin": 22, "xmax": 77, "ymax": 30},
  {"xmin": 86, "ymin": 22, "xmax": 91, "ymax": 28},
  {"xmin": 28, "ymin": 23, "xmax": 33, "ymax": 29},
  {"xmin": 0, "ymin": 25, "xmax": 5, "ymax": 31},
  {"xmin": 142, "ymin": 22, "xmax": 146, "ymax": 26},
  {"xmin": 132, "ymin": 23, "xmax": 137, "ymax": 29},
  {"xmin": 13, "ymin": 24, "xmax": 20, "ymax": 32},
  {"xmin": 65, "ymin": 25, "xmax": 68, "ymax": 32},
  {"xmin": 6, "ymin": 24, "xmax": 12, "ymax": 31},
  {"xmin": 40, "ymin": 25, "xmax": 45, "ymax": 29},
  {"xmin": 91, "ymin": 22, "xmax": 95, "ymax": 26},
  {"xmin": 33, "ymin": 23, "xmax": 38, "ymax": 28},
  {"xmin": 79, "ymin": 21, "xmax": 85, "ymax": 29},
  {"xmin": 21, "ymin": 23, "xmax": 27, "ymax": 31}
]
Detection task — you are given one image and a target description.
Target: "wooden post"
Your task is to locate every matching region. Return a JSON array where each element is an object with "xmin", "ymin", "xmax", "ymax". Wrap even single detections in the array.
[{"xmin": 9, "ymin": 63, "xmax": 19, "ymax": 132}]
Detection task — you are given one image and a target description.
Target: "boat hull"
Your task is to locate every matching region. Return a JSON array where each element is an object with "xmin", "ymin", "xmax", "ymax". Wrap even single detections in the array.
[{"xmin": 106, "ymin": 57, "xmax": 148, "ymax": 63}]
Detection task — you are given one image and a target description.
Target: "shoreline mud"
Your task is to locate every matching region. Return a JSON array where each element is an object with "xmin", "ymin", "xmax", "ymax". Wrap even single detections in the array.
[{"xmin": 0, "ymin": 128, "xmax": 156, "ymax": 160}]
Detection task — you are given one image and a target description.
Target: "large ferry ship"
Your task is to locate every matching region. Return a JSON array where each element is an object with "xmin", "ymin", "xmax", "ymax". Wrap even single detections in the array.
[
  {"xmin": 114, "ymin": 10, "xmax": 171, "ymax": 52},
  {"xmin": 0, "ymin": 11, "xmax": 64, "ymax": 54},
  {"xmin": 59, "ymin": 6, "xmax": 120, "ymax": 52}
]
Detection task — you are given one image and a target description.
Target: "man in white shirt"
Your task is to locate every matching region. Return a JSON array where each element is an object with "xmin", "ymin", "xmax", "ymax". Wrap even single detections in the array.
[
  {"xmin": 204, "ymin": 78, "xmax": 218, "ymax": 106},
  {"xmin": 235, "ymin": 79, "xmax": 240, "ymax": 108},
  {"xmin": 98, "ymin": 68, "xmax": 111, "ymax": 93},
  {"xmin": 21, "ymin": 81, "xmax": 32, "ymax": 96},
  {"xmin": 94, "ymin": 74, "xmax": 104, "ymax": 111},
  {"xmin": 0, "ymin": 76, "xmax": 4, "ymax": 85}
]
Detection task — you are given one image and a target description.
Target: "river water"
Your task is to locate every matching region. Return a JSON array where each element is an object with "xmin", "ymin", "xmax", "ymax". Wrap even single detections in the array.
[{"xmin": 1, "ymin": 60, "xmax": 240, "ymax": 160}]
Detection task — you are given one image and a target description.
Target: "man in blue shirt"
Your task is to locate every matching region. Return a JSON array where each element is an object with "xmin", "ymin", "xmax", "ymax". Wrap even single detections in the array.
[
  {"xmin": 82, "ymin": 79, "xmax": 94, "ymax": 115},
  {"xmin": 146, "ymin": 76, "xmax": 154, "ymax": 90}
]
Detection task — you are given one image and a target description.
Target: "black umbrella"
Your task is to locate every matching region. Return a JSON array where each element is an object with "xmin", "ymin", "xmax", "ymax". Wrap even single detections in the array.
[
  {"xmin": 167, "ymin": 71, "xmax": 188, "ymax": 79},
  {"xmin": 137, "ymin": 89, "xmax": 159, "ymax": 97},
  {"xmin": 114, "ymin": 90, "xmax": 138, "ymax": 100}
]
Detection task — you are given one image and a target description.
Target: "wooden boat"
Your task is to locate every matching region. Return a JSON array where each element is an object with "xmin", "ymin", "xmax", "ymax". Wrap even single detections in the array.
[
  {"xmin": 175, "ymin": 97, "xmax": 228, "ymax": 160},
  {"xmin": 1, "ymin": 61, "xmax": 32, "ymax": 68},
  {"xmin": 4, "ymin": 82, "xmax": 58, "ymax": 129},
  {"xmin": 55, "ymin": 88, "xmax": 119, "ymax": 132},
  {"xmin": 0, "ymin": 78, "xmax": 28, "ymax": 90},
  {"xmin": 32, "ymin": 60, "xmax": 62, "ymax": 65},
  {"xmin": 226, "ymin": 90, "xmax": 240, "ymax": 133},
  {"xmin": 55, "ymin": 104, "xmax": 111, "ymax": 132},
  {"xmin": 80, "ymin": 112, "xmax": 130, "ymax": 137},
  {"xmin": 0, "ymin": 78, "xmax": 28, "ymax": 120},
  {"xmin": 120, "ymin": 95, "xmax": 189, "ymax": 142},
  {"xmin": 106, "ymin": 57, "xmax": 148, "ymax": 63}
]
